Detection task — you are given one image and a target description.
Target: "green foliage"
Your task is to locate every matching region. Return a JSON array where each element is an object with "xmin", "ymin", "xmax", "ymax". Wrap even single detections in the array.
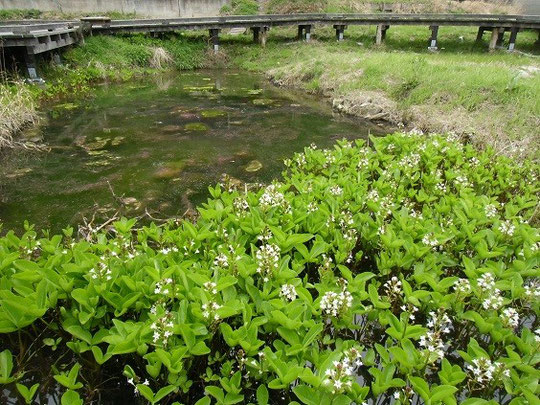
[
  {"xmin": 221, "ymin": 0, "xmax": 259, "ymax": 15},
  {"xmin": 0, "ymin": 9, "xmax": 41, "ymax": 20},
  {"xmin": 0, "ymin": 133, "xmax": 538, "ymax": 403}
]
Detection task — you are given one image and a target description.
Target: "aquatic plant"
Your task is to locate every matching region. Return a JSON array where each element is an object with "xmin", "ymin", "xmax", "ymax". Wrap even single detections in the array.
[{"xmin": 0, "ymin": 132, "xmax": 538, "ymax": 403}]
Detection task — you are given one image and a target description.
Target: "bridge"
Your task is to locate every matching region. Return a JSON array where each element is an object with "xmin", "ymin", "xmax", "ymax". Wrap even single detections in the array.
[{"xmin": 1, "ymin": 13, "xmax": 539, "ymax": 80}]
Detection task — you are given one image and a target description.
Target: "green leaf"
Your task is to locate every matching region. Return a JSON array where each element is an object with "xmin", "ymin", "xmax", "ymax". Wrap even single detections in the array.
[{"xmin": 256, "ymin": 384, "xmax": 269, "ymax": 405}]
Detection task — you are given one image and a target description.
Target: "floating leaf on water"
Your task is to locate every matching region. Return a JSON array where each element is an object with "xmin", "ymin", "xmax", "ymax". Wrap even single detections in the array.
[
  {"xmin": 252, "ymin": 98, "xmax": 276, "ymax": 106},
  {"xmin": 201, "ymin": 109, "xmax": 226, "ymax": 118},
  {"xmin": 247, "ymin": 89, "xmax": 263, "ymax": 95},
  {"xmin": 245, "ymin": 160, "xmax": 263, "ymax": 172},
  {"xmin": 111, "ymin": 136, "xmax": 125, "ymax": 146},
  {"xmin": 153, "ymin": 161, "xmax": 186, "ymax": 179},
  {"xmin": 84, "ymin": 138, "xmax": 109, "ymax": 151},
  {"xmin": 162, "ymin": 125, "xmax": 183, "ymax": 133},
  {"xmin": 184, "ymin": 123, "xmax": 209, "ymax": 132}
]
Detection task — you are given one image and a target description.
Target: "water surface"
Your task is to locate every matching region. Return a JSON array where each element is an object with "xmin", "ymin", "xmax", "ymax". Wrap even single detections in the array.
[{"xmin": 0, "ymin": 70, "xmax": 386, "ymax": 233}]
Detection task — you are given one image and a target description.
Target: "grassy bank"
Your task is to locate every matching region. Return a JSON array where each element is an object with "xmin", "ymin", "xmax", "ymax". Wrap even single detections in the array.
[
  {"xmin": 228, "ymin": 25, "xmax": 540, "ymax": 158},
  {"xmin": 221, "ymin": 0, "xmax": 520, "ymax": 15},
  {"xmin": 0, "ymin": 83, "xmax": 40, "ymax": 149}
]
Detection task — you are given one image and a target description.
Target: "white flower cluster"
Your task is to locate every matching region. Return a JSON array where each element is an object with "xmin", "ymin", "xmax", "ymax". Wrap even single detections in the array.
[
  {"xmin": 419, "ymin": 310, "xmax": 452, "ymax": 361},
  {"xmin": 501, "ymin": 307, "xmax": 519, "ymax": 329},
  {"xmin": 422, "ymin": 233, "xmax": 442, "ymax": 251},
  {"xmin": 256, "ymin": 244, "xmax": 281, "ymax": 282},
  {"xmin": 384, "ymin": 276, "xmax": 402, "ymax": 299},
  {"xmin": 467, "ymin": 358, "xmax": 509, "ymax": 387},
  {"xmin": 307, "ymin": 202, "xmax": 318, "ymax": 213},
  {"xmin": 357, "ymin": 157, "xmax": 369, "ymax": 170},
  {"xmin": 213, "ymin": 253, "xmax": 229, "ymax": 268},
  {"xmin": 150, "ymin": 310, "xmax": 174, "ymax": 346},
  {"xmin": 154, "ymin": 278, "xmax": 173, "ymax": 295},
  {"xmin": 435, "ymin": 182, "xmax": 447, "ymax": 193},
  {"xmin": 477, "ymin": 272, "xmax": 504, "ymax": 310},
  {"xmin": 204, "ymin": 281, "xmax": 217, "ymax": 295},
  {"xmin": 454, "ymin": 175, "xmax": 471, "ymax": 188},
  {"xmin": 280, "ymin": 284, "xmax": 297, "ymax": 301},
  {"xmin": 319, "ymin": 254, "xmax": 333, "ymax": 275},
  {"xmin": 329, "ymin": 185, "xmax": 343, "ymax": 196},
  {"xmin": 400, "ymin": 303, "xmax": 418, "ymax": 321},
  {"xmin": 323, "ymin": 149, "xmax": 336, "ymax": 168},
  {"xmin": 259, "ymin": 184, "xmax": 285, "ymax": 208},
  {"xmin": 524, "ymin": 279, "xmax": 540, "ymax": 302},
  {"xmin": 323, "ymin": 348, "xmax": 363, "ymax": 394},
  {"xmin": 485, "ymin": 204, "xmax": 497, "ymax": 219},
  {"xmin": 469, "ymin": 156, "xmax": 480, "ymax": 166},
  {"xmin": 159, "ymin": 246, "xmax": 179, "ymax": 255},
  {"xmin": 453, "ymin": 278, "xmax": 471, "ymax": 295},
  {"xmin": 399, "ymin": 153, "xmax": 421, "ymax": 169},
  {"xmin": 320, "ymin": 284, "xmax": 353, "ymax": 318},
  {"xmin": 202, "ymin": 302, "xmax": 221, "ymax": 321},
  {"xmin": 233, "ymin": 197, "xmax": 249, "ymax": 213},
  {"xmin": 89, "ymin": 262, "xmax": 112, "ymax": 281},
  {"xmin": 498, "ymin": 220, "xmax": 516, "ymax": 237}
]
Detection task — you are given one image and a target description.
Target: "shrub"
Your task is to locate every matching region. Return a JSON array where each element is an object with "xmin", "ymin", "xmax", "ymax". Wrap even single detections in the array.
[{"xmin": 0, "ymin": 133, "xmax": 538, "ymax": 404}]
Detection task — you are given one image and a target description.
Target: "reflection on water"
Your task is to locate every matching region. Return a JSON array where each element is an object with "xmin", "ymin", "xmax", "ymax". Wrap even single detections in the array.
[{"xmin": 0, "ymin": 70, "xmax": 387, "ymax": 233}]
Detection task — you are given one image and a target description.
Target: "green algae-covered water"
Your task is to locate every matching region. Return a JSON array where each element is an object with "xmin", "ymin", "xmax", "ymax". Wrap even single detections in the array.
[{"xmin": 0, "ymin": 70, "xmax": 386, "ymax": 233}]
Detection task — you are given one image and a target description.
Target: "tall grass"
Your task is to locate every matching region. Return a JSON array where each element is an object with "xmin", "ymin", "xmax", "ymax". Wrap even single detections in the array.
[{"xmin": 0, "ymin": 83, "xmax": 39, "ymax": 149}]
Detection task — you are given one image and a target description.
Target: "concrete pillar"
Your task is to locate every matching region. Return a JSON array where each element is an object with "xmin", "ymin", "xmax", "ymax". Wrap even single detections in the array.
[
  {"xmin": 428, "ymin": 25, "xmax": 439, "ymax": 51},
  {"xmin": 476, "ymin": 27, "xmax": 485, "ymax": 42},
  {"xmin": 496, "ymin": 28, "xmax": 506, "ymax": 47},
  {"xmin": 23, "ymin": 47, "xmax": 43, "ymax": 83},
  {"xmin": 304, "ymin": 25, "xmax": 312, "ymax": 42},
  {"xmin": 260, "ymin": 27, "xmax": 268, "ymax": 47},
  {"xmin": 209, "ymin": 29, "xmax": 220, "ymax": 53},
  {"xmin": 489, "ymin": 27, "xmax": 500, "ymax": 51},
  {"xmin": 251, "ymin": 27, "xmax": 260, "ymax": 43},
  {"xmin": 297, "ymin": 25, "xmax": 304, "ymax": 40},
  {"xmin": 375, "ymin": 24, "xmax": 384, "ymax": 45},
  {"xmin": 52, "ymin": 52, "xmax": 62, "ymax": 65},
  {"xmin": 508, "ymin": 27, "xmax": 518, "ymax": 51},
  {"xmin": 334, "ymin": 25, "xmax": 346, "ymax": 41}
]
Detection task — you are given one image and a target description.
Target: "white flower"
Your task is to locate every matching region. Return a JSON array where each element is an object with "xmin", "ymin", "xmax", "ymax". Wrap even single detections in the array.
[
  {"xmin": 498, "ymin": 220, "xmax": 515, "ymax": 237},
  {"xmin": 383, "ymin": 276, "xmax": 402, "ymax": 297},
  {"xmin": 280, "ymin": 284, "xmax": 297, "ymax": 301},
  {"xmin": 213, "ymin": 253, "xmax": 229, "ymax": 268},
  {"xmin": 478, "ymin": 273, "xmax": 496, "ymax": 292},
  {"xmin": 259, "ymin": 184, "xmax": 289, "ymax": 211},
  {"xmin": 329, "ymin": 185, "xmax": 343, "ymax": 196},
  {"xmin": 233, "ymin": 197, "xmax": 249, "ymax": 212},
  {"xmin": 485, "ymin": 204, "xmax": 497, "ymax": 219},
  {"xmin": 204, "ymin": 281, "xmax": 218, "ymax": 295},
  {"xmin": 467, "ymin": 358, "xmax": 508, "ymax": 387},
  {"xmin": 320, "ymin": 287, "xmax": 353, "ymax": 318},
  {"xmin": 454, "ymin": 278, "xmax": 471, "ymax": 295},
  {"xmin": 256, "ymin": 244, "xmax": 281, "ymax": 281},
  {"xmin": 501, "ymin": 307, "xmax": 519, "ymax": 328},
  {"xmin": 482, "ymin": 289, "xmax": 504, "ymax": 310}
]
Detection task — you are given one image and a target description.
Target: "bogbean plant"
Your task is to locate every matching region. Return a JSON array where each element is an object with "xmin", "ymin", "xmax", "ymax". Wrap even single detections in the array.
[{"xmin": 0, "ymin": 132, "xmax": 539, "ymax": 404}]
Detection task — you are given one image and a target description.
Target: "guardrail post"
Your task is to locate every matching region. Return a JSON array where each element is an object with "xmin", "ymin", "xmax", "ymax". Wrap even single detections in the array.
[
  {"xmin": 428, "ymin": 25, "xmax": 439, "ymax": 51},
  {"xmin": 209, "ymin": 29, "xmax": 220, "ymax": 53},
  {"xmin": 489, "ymin": 27, "xmax": 500, "ymax": 51},
  {"xmin": 476, "ymin": 27, "xmax": 485, "ymax": 42},
  {"xmin": 508, "ymin": 27, "xmax": 518, "ymax": 51}
]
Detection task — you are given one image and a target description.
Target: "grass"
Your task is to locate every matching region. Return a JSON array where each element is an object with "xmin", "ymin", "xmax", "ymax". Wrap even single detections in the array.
[
  {"xmin": 225, "ymin": 25, "xmax": 540, "ymax": 158},
  {"xmin": 0, "ymin": 83, "xmax": 40, "ymax": 149},
  {"xmin": 0, "ymin": 9, "xmax": 136, "ymax": 20}
]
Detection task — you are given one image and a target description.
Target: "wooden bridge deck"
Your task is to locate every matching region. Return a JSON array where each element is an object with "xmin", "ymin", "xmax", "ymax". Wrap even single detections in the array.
[{"xmin": 1, "ymin": 13, "xmax": 539, "ymax": 79}]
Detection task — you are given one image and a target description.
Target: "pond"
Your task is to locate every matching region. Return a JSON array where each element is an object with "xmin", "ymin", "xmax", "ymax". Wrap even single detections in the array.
[{"xmin": 0, "ymin": 70, "xmax": 387, "ymax": 234}]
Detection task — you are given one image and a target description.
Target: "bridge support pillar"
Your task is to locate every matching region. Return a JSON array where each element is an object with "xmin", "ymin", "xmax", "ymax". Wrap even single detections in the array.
[
  {"xmin": 476, "ymin": 27, "xmax": 485, "ymax": 42},
  {"xmin": 489, "ymin": 28, "xmax": 500, "ymax": 51},
  {"xmin": 334, "ymin": 25, "xmax": 346, "ymax": 41},
  {"xmin": 209, "ymin": 29, "xmax": 220, "ymax": 53},
  {"xmin": 23, "ymin": 47, "xmax": 43, "ymax": 83},
  {"xmin": 508, "ymin": 27, "xmax": 518, "ymax": 51},
  {"xmin": 298, "ymin": 25, "xmax": 311, "ymax": 41},
  {"xmin": 375, "ymin": 24, "xmax": 389, "ymax": 45},
  {"xmin": 428, "ymin": 25, "xmax": 439, "ymax": 51},
  {"xmin": 496, "ymin": 28, "xmax": 506, "ymax": 47},
  {"xmin": 252, "ymin": 27, "xmax": 269, "ymax": 46}
]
